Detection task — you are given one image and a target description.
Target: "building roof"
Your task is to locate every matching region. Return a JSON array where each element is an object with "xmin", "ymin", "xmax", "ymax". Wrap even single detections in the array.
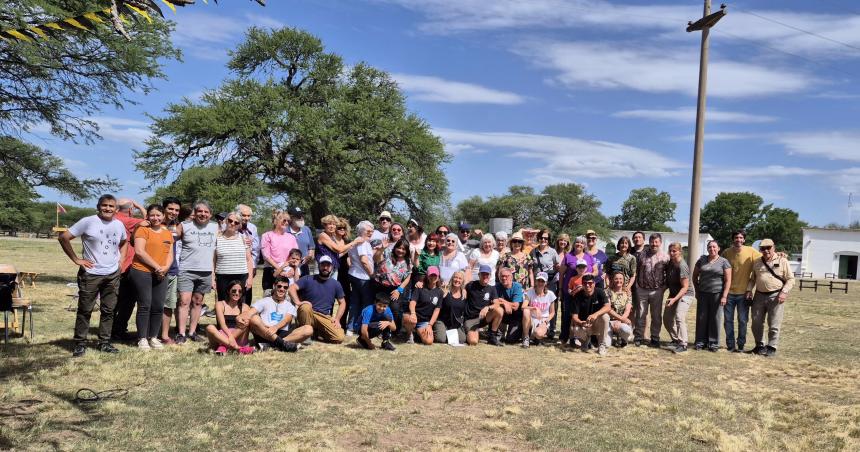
[{"xmin": 802, "ymin": 227, "xmax": 860, "ymax": 233}]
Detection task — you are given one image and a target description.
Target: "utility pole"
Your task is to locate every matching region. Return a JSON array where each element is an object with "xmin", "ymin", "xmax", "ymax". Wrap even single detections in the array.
[{"xmin": 686, "ymin": 1, "xmax": 726, "ymax": 270}]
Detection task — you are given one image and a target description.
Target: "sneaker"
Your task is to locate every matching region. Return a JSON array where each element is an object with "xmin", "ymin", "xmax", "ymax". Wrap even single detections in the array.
[
  {"xmin": 381, "ymin": 340, "xmax": 396, "ymax": 351},
  {"xmin": 673, "ymin": 343, "xmax": 688, "ymax": 354},
  {"xmin": 648, "ymin": 339, "xmax": 660, "ymax": 348},
  {"xmin": 746, "ymin": 345, "xmax": 764, "ymax": 354},
  {"xmin": 72, "ymin": 344, "xmax": 87, "ymax": 358},
  {"xmin": 598, "ymin": 345, "xmax": 608, "ymax": 356},
  {"xmin": 280, "ymin": 342, "xmax": 299, "ymax": 353},
  {"xmin": 764, "ymin": 346, "xmax": 777, "ymax": 357},
  {"xmin": 406, "ymin": 334, "xmax": 415, "ymax": 344},
  {"xmin": 708, "ymin": 346, "xmax": 719, "ymax": 353},
  {"xmin": 757, "ymin": 346, "xmax": 769, "ymax": 356},
  {"xmin": 580, "ymin": 341, "xmax": 590, "ymax": 352},
  {"xmin": 138, "ymin": 338, "xmax": 151, "ymax": 351},
  {"xmin": 521, "ymin": 337, "xmax": 530, "ymax": 349},
  {"xmin": 257, "ymin": 343, "xmax": 272, "ymax": 352},
  {"xmin": 214, "ymin": 345, "xmax": 227, "ymax": 356},
  {"xmin": 302, "ymin": 338, "xmax": 313, "ymax": 347},
  {"xmin": 239, "ymin": 346, "xmax": 255, "ymax": 355},
  {"xmin": 694, "ymin": 343, "xmax": 705, "ymax": 351},
  {"xmin": 487, "ymin": 332, "xmax": 502, "ymax": 346},
  {"xmin": 633, "ymin": 339, "xmax": 643, "ymax": 347},
  {"xmin": 346, "ymin": 329, "xmax": 355, "ymax": 337},
  {"xmin": 160, "ymin": 337, "xmax": 175, "ymax": 346},
  {"xmin": 97, "ymin": 342, "xmax": 120, "ymax": 354},
  {"xmin": 532, "ymin": 338, "xmax": 541, "ymax": 346},
  {"xmin": 149, "ymin": 338, "xmax": 164, "ymax": 349},
  {"xmin": 188, "ymin": 333, "xmax": 202, "ymax": 342},
  {"xmin": 175, "ymin": 334, "xmax": 187, "ymax": 345},
  {"xmin": 618, "ymin": 339, "xmax": 628, "ymax": 348}
]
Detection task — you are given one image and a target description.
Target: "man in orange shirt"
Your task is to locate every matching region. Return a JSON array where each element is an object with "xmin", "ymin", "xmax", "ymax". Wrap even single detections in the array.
[{"xmin": 111, "ymin": 198, "xmax": 145, "ymax": 341}]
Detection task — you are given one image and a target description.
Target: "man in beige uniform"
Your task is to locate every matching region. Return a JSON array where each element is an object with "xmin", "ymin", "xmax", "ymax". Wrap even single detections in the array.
[{"xmin": 746, "ymin": 239, "xmax": 794, "ymax": 357}]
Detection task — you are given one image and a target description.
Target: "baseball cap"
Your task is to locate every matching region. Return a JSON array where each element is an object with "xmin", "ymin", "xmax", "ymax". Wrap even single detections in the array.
[
  {"xmin": 585, "ymin": 229, "xmax": 597, "ymax": 238},
  {"xmin": 287, "ymin": 207, "xmax": 304, "ymax": 217},
  {"xmin": 427, "ymin": 266, "xmax": 440, "ymax": 276},
  {"xmin": 575, "ymin": 258, "xmax": 588, "ymax": 267},
  {"xmin": 536, "ymin": 272, "xmax": 549, "ymax": 281},
  {"xmin": 459, "ymin": 222, "xmax": 471, "ymax": 231},
  {"xmin": 318, "ymin": 255, "xmax": 333, "ymax": 265},
  {"xmin": 759, "ymin": 238, "xmax": 775, "ymax": 248},
  {"xmin": 582, "ymin": 274, "xmax": 595, "ymax": 282},
  {"xmin": 379, "ymin": 211, "xmax": 392, "ymax": 220},
  {"xmin": 479, "ymin": 264, "xmax": 492, "ymax": 274},
  {"xmin": 215, "ymin": 212, "xmax": 228, "ymax": 221}
]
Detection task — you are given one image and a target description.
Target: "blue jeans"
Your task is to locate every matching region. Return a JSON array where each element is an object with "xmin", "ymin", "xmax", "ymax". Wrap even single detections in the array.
[
  {"xmin": 723, "ymin": 293, "xmax": 750, "ymax": 350},
  {"xmin": 348, "ymin": 276, "xmax": 374, "ymax": 332}
]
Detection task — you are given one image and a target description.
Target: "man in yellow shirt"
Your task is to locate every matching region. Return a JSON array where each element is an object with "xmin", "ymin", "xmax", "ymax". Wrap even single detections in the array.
[
  {"xmin": 721, "ymin": 230, "xmax": 760, "ymax": 353},
  {"xmin": 746, "ymin": 238, "xmax": 794, "ymax": 357}
]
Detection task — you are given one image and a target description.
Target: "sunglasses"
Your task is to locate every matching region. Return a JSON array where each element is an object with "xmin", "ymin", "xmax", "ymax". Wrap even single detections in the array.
[
  {"xmin": 226, "ymin": 219, "xmax": 240, "ymax": 225},
  {"xmin": 229, "ymin": 289, "xmax": 243, "ymax": 294},
  {"xmin": 584, "ymin": 281, "xmax": 595, "ymax": 285},
  {"xmin": 539, "ymin": 237, "xmax": 549, "ymax": 241},
  {"xmin": 275, "ymin": 284, "xmax": 290, "ymax": 290},
  {"xmin": 587, "ymin": 236, "xmax": 597, "ymax": 240},
  {"xmin": 336, "ymin": 226, "xmax": 346, "ymax": 230},
  {"xmin": 380, "ymin": 218, "xmax": 391, "ymax": 222},
  {"xmin": 446, "ymin": 239, "xmax": 456, "ymax": 243},
  {"xmin": 760, "ymin": 246, "xmax": 773, "ymax": 251},
  {"xmin": 392, "ymin": 228, "xmax": 403, "ymax": 232}
]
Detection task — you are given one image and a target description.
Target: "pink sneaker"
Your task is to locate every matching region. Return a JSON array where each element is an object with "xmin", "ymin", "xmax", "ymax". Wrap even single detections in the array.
[
  {"xmin": 238, "ymin": 346, "xmax": 255, "ymax": 355},
  {"xmin": 214, "ymin": 345, "xmax": 228, "ymax": 356}
]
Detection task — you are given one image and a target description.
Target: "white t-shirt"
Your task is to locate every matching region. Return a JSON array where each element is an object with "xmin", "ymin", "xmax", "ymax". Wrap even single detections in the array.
[
  {"xmin": 68, "ymin": 215, "xmax": 127, "ymax": 276},
  {"xmin": 469, "ymin": 249, "xmax": 499, "ymax": 282},
  {"xmin": 348, "ymin": 241, "xmax": 374, "ymax": 280},
  {"xmin": 252, "ymin": 297, "xmax": 297, "ymax": 332},
  {"xmin": 526, "ymin": 288, "xmax": 556, "ymax": 320},
  {"xmin": 439, "ymin": 251, "xmax": 469, "ymax": 285}
]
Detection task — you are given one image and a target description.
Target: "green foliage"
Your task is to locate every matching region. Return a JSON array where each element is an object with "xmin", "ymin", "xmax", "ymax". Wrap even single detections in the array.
[
  {"xmin": 749, "ymin": 206, "xmax": 807, "ymax": 254},
  {"xmin": 138, "ymin": 27, "xmax": 449, "ymax": 227},
  {"xmin": 700, "ymin": 192, "xmax": 764, "ymax": 247},
  {"xmin": 453, "ymin": 183, "xmax": 610, "ymax": 237},
  {"xmin": 611, "ymin": 187, "xmax": 676, "ymax": 232},
  {"xmin": 146, "ymin": 166, "xmax": 273, "ymax": 219}
]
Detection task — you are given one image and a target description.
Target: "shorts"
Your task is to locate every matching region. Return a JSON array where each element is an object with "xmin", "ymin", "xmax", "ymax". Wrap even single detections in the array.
[
  {"xmin": 178, "ymin": 270, "xmax": 212, "ymax": 295},
  {"xmin": 164, "ymin": 274, "xmax": 178, "ymax": 309},
  {"xmin": 530, "ymin": 317, "xmax": 548, "ymax": 335},
  {"xmin": 464, "ymin": 316, "xmax": 488, "ymax": 332}
]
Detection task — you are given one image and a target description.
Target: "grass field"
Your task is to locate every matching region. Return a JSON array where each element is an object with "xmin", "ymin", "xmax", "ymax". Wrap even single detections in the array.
[{"xmin": 1, "ymin": 237, "xmax": 859, "ymax": 451}]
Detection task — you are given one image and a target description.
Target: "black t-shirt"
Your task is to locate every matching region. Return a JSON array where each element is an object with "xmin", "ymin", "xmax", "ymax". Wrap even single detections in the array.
[
  {"xmin": 573, "ymin": 287, "xmax": 609, "ymax": 320},
  {"xmin": 464, "ymin": 280, "xmax": 498, "ymax": 320},
  {"xmin": 411, "ymin": 286, "xmax": 444, "ymax": 323},
  {"xmin": 439, "ymin": 290, "xmax": 467, "ymax": 329}
]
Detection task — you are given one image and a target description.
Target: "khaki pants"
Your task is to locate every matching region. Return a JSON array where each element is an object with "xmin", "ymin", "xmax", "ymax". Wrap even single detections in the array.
[
  {"xmin": 573, "ymin": 313, "xmax": 610, "ymax": 347},
  {"xmin": 751, "ymin": 291, "xmax": 785, "ymax": 349},
  {"xmin": 296, "ymin": 303, "xmax": 345, "ymax": 343},
  {"xmin": 635, "ymin": 288, "xmax": 665, "ymax": 341},
  {"xmin": 663, "ymin": 295, "xmax": 693, "ymax": 345}
]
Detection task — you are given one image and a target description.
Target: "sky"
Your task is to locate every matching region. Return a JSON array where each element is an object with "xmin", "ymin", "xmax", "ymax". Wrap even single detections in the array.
[{"xmin": 29, "ymin": 0, "xmax": 860, "ymax": 230}]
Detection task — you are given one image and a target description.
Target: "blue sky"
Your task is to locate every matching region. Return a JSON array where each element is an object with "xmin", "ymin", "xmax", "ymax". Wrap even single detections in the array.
[{"xmin": 31, "ymin": 0, "xmax": 860, "ymax": 229}]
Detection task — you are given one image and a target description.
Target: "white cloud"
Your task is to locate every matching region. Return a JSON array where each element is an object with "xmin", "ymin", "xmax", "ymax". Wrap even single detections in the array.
[
  {"xmin": 774, "ymin": 131, "xmax": 860, "ymax": 162},
  {"xmin": 90, "ymin": 116, "xmax": 151, "ymax": 147},
  {"xmin": 613, "ymin": 107, "xmax": 777, "ymax": 123},
  {"xmin": 517, "ymin": 40, "xmax": 813, "ymax": 98},
  {"xmin": 435, "ymin": 127, "xmax": 684, "ymax": 179},
  {"xmin": 171, "ymin": 11, "xmax": 283, "ymax": 61},
  {"xmin": 392, "ymin": 73, "xmax": 525, "ymax": 104},
  {"xmin": 244, "ymin": 13, "xmax": 285, "ymax": 29},
  {"xmin": 703, "ymin": 165, "xmax": 825, "ymax": 182}
]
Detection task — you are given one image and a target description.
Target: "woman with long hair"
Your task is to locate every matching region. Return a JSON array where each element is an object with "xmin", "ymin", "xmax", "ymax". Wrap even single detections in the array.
[
  {"xmin": 335, "ymin": 217, "xmax": 354, "ymax": 330},
  {"xmin": 260, "ymin": 210, "xmax": 298, "ymax": 292},
  {"xmin": 213, "ymin": 211, "xmax": 254, "ymax": 303},
  {"xmin": 130, "ymin": 204, "xmax": 174, "ymax": 350},
  {"xmin": 373, "ymin": 238, "xmax": 412, "ymax": 329},
  {"xmin": 692, "ymin": 240, "xmax": 732, "ymax": 352},
  {"xmin": 316, "ymin": 214, "xmax": 364, "ymax": 281},
  {"xmin": 204, "ymin": 280, "xmax": 253, "ymax": 355},
  {"xmin": 605, "ymin": 236, "xmax": 637, "ymax": 294},
  {"xmin": 432, "ymin": 270, "xmax": 467, "ymax": 344}
]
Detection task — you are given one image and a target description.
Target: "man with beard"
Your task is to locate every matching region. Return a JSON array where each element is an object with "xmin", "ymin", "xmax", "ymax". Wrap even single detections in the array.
[{"xmin": 288, "ymin": 255, "xmax": 346, "ymax": 343}]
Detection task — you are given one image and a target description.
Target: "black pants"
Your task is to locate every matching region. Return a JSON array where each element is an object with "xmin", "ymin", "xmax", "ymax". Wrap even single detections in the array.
[
  {"xmin": 503, "ymin": 311, "xmax": 524, "ymax": 343},
  {"xmin": 74, "ymin": 269, "xmax": 120, "ymax": 345},
  {"xmin": 215, "ymin": 273, "xmax": 248, "ymax": 303},
  {"xmin": 111, "ymin": 270, "xmax": 136, "ymax": 337},
  {"xmin": 262, "ymin": 267, "xmax": 276, "ymax": 292},
  {"xmin": 129, "ymin": 268, "xmax": 168, "ymax": 339},
  {"xmin": 337, "ymin": 265, "xmax": 351, "ymax": 330},
  {"xmin": 695, "ymin": 291, "xmax": 722, "ymax": 347},
  {"xmin": 559, "ymin": 291, "xmax": 574, "ymax": 343}
]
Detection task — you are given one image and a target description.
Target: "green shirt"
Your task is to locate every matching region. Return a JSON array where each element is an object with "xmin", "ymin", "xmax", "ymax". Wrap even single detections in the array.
[{"xmin": 417, "ymin": 250, "xmax": 441, "ymax": 275}]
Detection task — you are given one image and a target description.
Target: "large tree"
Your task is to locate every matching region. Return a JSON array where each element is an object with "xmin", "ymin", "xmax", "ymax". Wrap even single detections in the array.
[
  {"xmin": 0, "ymin": 0, "xmax": 179, "ymax": 202},
  {"xmin": 137, "ymin": 27, "xmax": 449, "ymax": 227},
  {"xmin": 700, "ymin": 192, "xmax": 764, "ymax": 247},
  {"xmin": 611, "ymin": 187, "xmax": 676, "ymax": 232},
  {"xmin": 749, "ymin": 206, "xmax": 807, "ymax": 254}
]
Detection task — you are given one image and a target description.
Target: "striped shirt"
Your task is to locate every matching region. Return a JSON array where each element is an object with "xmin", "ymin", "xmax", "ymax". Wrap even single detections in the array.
[{"xmin": 215, "ymin": 234, "xmax": 249, "ymax": 274}]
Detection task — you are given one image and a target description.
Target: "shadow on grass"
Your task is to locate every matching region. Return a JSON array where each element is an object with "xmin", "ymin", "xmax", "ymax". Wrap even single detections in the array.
[{"xmin": 0, "ymin": 338, "xmax": 77, "ymax": 381}]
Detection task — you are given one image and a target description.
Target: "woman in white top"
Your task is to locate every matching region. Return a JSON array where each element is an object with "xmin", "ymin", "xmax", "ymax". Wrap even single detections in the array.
[
  {"xmin": 212, "ymin": 212, "xmax": 254, "ymax": 303},
  {"xmin": 406, "ymin": 218, "xmax": 426, "ymax": 258},
  {"xmin": 521, "ymin": 272, "xmax": 556, "ymax": 347},
  {"xmin": 468, "ymin": 234, "xmax": 499, "ymax": 282},
  {"xmin": 439, "ymin": 233, "xmax": 471, "ymax": 287}
]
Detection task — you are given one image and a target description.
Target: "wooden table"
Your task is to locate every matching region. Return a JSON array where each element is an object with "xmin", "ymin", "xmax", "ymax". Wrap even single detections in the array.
[{"xmin": 17, "ymin": 272, "xmax": 41, "ymax": 287}]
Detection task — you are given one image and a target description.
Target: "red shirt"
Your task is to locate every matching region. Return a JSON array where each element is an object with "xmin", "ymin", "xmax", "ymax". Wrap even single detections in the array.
[{"xmin": 115, "ymin": 211, "xmax": 143, "ymax": 272}]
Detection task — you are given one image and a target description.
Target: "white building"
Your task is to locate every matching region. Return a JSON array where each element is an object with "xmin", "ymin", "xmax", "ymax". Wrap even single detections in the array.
[
  {"xmin": 801, "ymin": 228, "xmax": 860, "ymax": 280},
  {"xmin": 600, "ymin": 230, "xmax": 715, "ymax": 259}
]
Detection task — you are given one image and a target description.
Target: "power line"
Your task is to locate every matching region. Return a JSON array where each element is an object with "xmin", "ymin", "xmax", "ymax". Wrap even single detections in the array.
[{"xmin": 732, "ymin": 5, "xmax": 860, "ymax": 54}]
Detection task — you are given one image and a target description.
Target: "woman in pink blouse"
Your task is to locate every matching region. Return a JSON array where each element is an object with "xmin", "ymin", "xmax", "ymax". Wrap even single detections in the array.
[{"xmin": 260, "ymin": 210, "xmax": 298, "ymax": 292}]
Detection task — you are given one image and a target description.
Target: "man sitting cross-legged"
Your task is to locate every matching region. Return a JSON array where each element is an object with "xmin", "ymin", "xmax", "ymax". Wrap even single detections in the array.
[
  {"xmin": 357, "ymin": 292, "xmax": 397, "ymax": 351},
  {"xmin": 463, "ymin": 265, "xmax": 505, "ymax": 346},
  {"xmin": 288, "ymin": 255, "xmax": 347, "ymax": 343},
  {"xmin": 245, "ymin": 276, "xmax": 312, "ymax": 352}
]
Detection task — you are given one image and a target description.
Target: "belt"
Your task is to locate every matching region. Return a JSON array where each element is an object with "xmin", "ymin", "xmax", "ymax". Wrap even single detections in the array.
[{"xmin": 758, "ymin": 290, "xmax": 780, "ymax": 296}]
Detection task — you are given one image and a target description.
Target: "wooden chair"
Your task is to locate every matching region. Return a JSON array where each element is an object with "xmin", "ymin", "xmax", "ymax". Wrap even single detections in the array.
[{"xmin": 0, "ymin": 264, "xmax": 34, "ymax": 344}]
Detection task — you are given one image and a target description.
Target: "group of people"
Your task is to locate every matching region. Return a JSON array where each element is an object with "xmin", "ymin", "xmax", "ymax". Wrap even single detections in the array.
[{"xmin": 59, "ymin": 195, "xmax": 795, "ymax": 358}]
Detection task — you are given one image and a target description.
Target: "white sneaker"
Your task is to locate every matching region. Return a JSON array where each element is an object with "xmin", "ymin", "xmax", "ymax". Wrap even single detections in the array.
[
  {"xmin": 149, "ymin": 337, "xmax": 164, "ymax": 349},
  {"xmin": 138, "ymin": 338, "xmax": 151, "ymax": 351},
  {"xmin": 346, "ymin": 329, "xmax": 355, "ymax": 337},
  {"xmin": 406, "ymin": 335, "xmax": 415, "ymax": 344},
  {"xmin": 598, "ymin": 345, "xmax": 608, "ymax": 356}
]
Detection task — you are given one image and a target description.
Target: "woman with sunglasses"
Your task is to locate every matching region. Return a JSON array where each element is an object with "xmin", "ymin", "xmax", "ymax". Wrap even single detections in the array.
[
  {"xmin": 213, "ymin": 212, "xmax": 254, "ymax": 304},
  {"xmin": 373, "ymin": 238, "xmax": 413, "ymax": 329},
  {"xmin": 439, "ymin": 233, "xmax": 471, "ymax": 288},
  {"xmin": 316, "ymin": 214, "xmax": 364, "ymax": 281},
  {"xmin": 335, "ymin": 218, "xmax": 354, "ymax": 330},
  {"xmin": 388, "ymin": 222, "xmax": 405, "ymax": 249},
  {"xmin": 497, "ymin": 231, "xmax": 534, "ymax": 289},
  {"xmin": 130, "ymin": 204, "xmax": 174, "ymax": 350},
  {"xmin": 584, "ymin": 230, "xmax": 609, "ymax": 288},
  {"xmin": 548, "ymin": 233, "xmax": 571, "ymax": 339},
  {"xmin": 205, "ymin": 280, "xmax": 253, "ymax": 355},
  {"xmin": 261, "ymin": 210, "xmax": 298, "ymax": 293}
]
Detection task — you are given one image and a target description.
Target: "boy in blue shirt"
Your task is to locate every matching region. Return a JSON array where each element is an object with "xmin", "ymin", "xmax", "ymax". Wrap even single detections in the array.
[{"xmin": 357, "ymin": 293, "xmax": 397, "ymax": 351}]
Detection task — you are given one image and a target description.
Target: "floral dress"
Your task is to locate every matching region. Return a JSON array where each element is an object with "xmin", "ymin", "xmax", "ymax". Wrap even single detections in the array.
[
  {"xmin": 497, "ymin": 252, "xmax": 534, "ymax": 289},
  {"xmin": 374, "ymin": 248, "xmax": 411, "ymax": 288}
]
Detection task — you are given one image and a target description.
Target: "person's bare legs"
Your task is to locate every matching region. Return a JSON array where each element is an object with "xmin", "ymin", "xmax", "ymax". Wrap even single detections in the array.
[
  {"xmin": 521, "ymin": 309, "xmax": 532, "ymax": 340},
  {"xmin": 177, "ymin": 292, "xmax": 192, "ymax": 337},
  {"xmin": 417, "ymin": 325, "xmax": 434, "ymax": 344},
  {"xmin": 486, "ymin": 306, "xmax": 504, "ymax": 331},
  {"xmin": 205, "ymin": 325, "xmax": 230, "ymax": 348},
  {"xmin": 160, "ymin": 307, "xmax": 173, "ymax": 341},
  {"xmin": 188, "ymin": 292, "xmax": 204, "ymax": 336},
  {"xmin": 285, "ymin": 325, "xmax": 313, "ymax": 343},
  {"xmin": 403, "ymin": 315, "xmax": 417, "ymax": 339}
]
